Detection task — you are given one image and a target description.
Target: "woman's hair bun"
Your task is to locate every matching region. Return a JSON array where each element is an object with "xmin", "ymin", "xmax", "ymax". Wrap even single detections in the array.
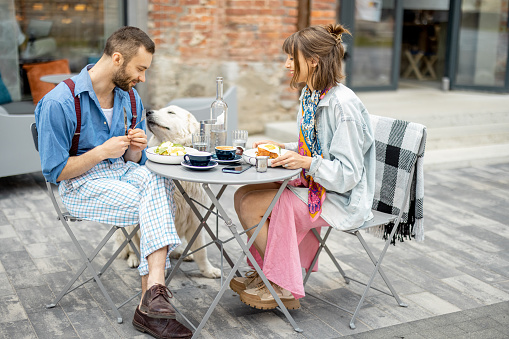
[{"xmin": 324, "ymin": 24, "xmax": 350, "ymax": 44}]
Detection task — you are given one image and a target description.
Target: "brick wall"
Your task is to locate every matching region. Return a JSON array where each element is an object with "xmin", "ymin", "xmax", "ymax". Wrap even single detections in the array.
[
  {"xmin": 310, "ymin": 0, "xmax": 338, "ymax": 26},
  {"xmin": 145, "ymin": 0, "xmax": 338, "ymax": 134}
]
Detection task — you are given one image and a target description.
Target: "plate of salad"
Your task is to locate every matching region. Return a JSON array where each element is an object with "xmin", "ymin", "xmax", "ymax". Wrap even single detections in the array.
[{"xmin": 146, "ymin": 141, "xmax": 197, "ymax": 164}]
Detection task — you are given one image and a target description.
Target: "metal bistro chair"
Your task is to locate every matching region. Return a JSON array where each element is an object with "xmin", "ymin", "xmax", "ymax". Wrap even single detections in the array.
[
  {"xmin": 30, "ymin": 123, "xmax": 141, "ymax": 323},
  {"xmin": 302, "ymin": 115, "xmax": 427, "ymax": 329},
  {"xmin": 167, "ymin": 86, "xmax": 238, "ymax": 133}
]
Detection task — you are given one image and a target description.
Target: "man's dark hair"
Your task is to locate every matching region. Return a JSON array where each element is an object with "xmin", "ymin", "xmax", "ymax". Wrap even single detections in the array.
[{"xmin": 103, "ymin": 26, "xmax": 155, "ymax": 63}]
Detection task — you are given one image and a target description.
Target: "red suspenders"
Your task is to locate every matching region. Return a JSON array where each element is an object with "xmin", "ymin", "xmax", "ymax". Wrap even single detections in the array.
[{"xmin": 63, "ymin": 79, "xmax": 137, "ymax": 156}]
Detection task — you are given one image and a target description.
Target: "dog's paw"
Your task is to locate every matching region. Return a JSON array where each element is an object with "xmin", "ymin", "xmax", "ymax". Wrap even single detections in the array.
[
  {"xmin": 169, "ymin": 250, "xmax": 181, "ymax": 259},
  {"xmin": 169, "ymin": 249, "xmax": 194, "ymax": 261},
  {"xmin": 127, "ymin": 253, "xmax": 140, "ymax": 268},
  {"xmin": 201, "ymin": 266, "xmax": 222, "ymax": 279}
]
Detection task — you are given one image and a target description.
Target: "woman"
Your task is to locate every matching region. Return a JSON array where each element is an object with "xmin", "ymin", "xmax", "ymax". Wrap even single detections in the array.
[{"xmin": 231, "ymin": 24, "xmax": 376, "ymax": 310}]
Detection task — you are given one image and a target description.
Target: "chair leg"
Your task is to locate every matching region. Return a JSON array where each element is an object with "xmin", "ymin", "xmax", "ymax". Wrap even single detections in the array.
[
  {"xmin": 119, "ymin": 224, "xmax": 141, "ymax": 261},
  {"xmin": 304, "ymin": 228, "xmax": 349, "ymax": 286},
  {"xmin": 356, "ymin": 232, "xmax": 406, "ymax": 306},
  {"xmin": 348, "ymin": 232, "xmax": 407, "ymax": 329},
  {"xmin": 47, "ymin": 225, "xmax": 125, "ymax": 323}
]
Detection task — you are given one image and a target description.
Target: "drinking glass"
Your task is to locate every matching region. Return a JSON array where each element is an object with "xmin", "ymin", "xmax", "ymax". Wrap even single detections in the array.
[
  {"xmin": 192, "ymin": 133, "xmax": 209, "ymax": 152},
  {"xmin": 232, "ymin": 129, "xmax": 248, "ymax": 148}
]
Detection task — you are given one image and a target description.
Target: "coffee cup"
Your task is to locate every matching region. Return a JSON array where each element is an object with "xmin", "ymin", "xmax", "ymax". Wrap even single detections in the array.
[
  {"xmin": 184, "ymin": 152, "xmax": 212, "ymax": 167},
  {"xmin": 215, "ymin": 146, "xmax": 236, "ymax": 160}
]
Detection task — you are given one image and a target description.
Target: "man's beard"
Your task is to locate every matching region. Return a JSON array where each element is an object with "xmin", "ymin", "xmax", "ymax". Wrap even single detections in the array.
[{"xmin": 112, "ymin": 65, "xmax": 136, "ymax": 91}]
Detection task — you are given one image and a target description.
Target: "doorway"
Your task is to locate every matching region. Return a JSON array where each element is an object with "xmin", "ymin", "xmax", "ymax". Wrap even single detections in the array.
[
  {"xmin": 449, "ymin": 0, "xmax": 509, "ymax": 92},
  {"xmin": 399, "ymin": 1, "xmax": 450, "ymax": 89}
]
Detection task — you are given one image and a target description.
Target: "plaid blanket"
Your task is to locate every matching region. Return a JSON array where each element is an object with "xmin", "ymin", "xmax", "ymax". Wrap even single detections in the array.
[{"xmin": 368, "ymin": 115, "xmax": 426, "ymax": 243}]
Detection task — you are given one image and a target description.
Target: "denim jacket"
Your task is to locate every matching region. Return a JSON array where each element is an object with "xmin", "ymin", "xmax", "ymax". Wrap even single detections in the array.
[{"xmin": 284, "ymin": 84, "xmax": 376, "ymax": 230}]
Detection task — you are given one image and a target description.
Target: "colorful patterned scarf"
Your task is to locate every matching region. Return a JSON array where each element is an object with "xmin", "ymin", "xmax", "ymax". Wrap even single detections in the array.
[{"xmin": 299, "ymin": 85, "xmax": 331, "ymax": 220}]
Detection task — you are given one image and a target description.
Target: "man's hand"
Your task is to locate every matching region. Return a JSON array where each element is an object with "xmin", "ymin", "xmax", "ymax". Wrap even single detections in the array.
[
  {"xmin": 100, "ymin": 135, "xmax": 131, "ymax": 159},
  {"xmin": 57, "ymin": 135, "xmax": 130, "ymax": 182},
  {"xmin": 126, "ymin": 128, "xmax": 148, "ymax": 152},
  {"xmin": 125, "ymin": 128, "xmax": 147, "ymax": 163},
  {"xmin": 270, "ymin": 150, "xmax": 312, "ymax": 170}
]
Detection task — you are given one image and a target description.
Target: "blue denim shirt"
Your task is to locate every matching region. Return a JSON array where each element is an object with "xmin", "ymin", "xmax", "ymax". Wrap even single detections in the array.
[
  {"xmin": 35, "ymin": 65, "xmax": 147, "ymax": 184},
  {"xmin": 285, "ymin": 84, "xmax": 375, "ymax": 230}
]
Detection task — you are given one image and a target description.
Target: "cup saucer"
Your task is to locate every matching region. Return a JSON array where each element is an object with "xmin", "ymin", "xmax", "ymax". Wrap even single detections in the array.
[
  {"xmin": 211, "ymin": 154, "xmax": 242, "ymax": 164},
  {"xmin": 181, "ymin": 159, "xmax": 218, "ymax": 170}
]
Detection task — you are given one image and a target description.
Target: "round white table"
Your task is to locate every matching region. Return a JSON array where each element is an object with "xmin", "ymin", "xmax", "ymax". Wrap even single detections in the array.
[
  {"xmin": 145, "ymin": 160, "xmax": 303, "ymax": 337},
  {"xmin": 40, "ymin": 73, "xmax": 78, "ymax": 84}
]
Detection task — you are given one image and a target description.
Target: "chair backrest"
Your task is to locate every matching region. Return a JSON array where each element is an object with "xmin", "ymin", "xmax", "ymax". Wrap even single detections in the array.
[
  {"xmin": 31, "ymin": 122, "xmax": 38, "ymax": 152},
  {"xmin": 168, "ymin": 86, "xmax": 238, "ymax": 133},
  {"xmin": 369, "ymin": 115, "xmax": 426, "ymax": 241}
]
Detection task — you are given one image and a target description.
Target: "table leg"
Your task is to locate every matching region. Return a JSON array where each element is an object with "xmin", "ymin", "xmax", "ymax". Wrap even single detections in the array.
[
  {"xmin": 403, "ymin": 50, "xmax": 424, "ymax": 80},
  {"xmin": 165, "ymin": 181, "xmax": 240, "ymax": 285},
  {"xmin": 201, "ymin": 179, "xmax": 303, "ymax": 334}
]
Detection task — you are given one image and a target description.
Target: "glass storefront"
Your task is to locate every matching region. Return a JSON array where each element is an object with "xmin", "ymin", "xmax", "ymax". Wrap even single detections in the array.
[
  {"xmin": 350, "ymin": 0, "xmax": 399, "ymax": 87},
  {"xmin": 455, "ymin": 0, "xmax": 508, "ymax": 87},
  {"xmin": 0, "ymin": 0, "xmax": 124, "ymax": 102}
]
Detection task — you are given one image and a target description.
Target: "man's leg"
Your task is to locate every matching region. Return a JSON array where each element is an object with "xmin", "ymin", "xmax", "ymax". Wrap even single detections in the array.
[{"xmin": 139, "ymin": 246, "xmax": 168, "ymax": 305}]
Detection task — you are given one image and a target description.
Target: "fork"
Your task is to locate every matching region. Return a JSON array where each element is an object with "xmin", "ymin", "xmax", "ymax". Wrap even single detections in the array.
[
  {"xmin": 132, "ymin": 110, "xmax": 146, "ymax": 130},
  {"xmin": 123, "ymin": 107, "xmax": 128, "ymax": 135}
]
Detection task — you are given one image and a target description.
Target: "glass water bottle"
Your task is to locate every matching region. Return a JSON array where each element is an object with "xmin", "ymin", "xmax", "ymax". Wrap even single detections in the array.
[{"xmin": 210, "ymin": 77, "xmax": 228, "ymax": 152}]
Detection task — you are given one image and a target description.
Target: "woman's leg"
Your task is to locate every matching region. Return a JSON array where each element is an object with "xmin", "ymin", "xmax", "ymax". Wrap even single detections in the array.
[{"xmin": 234, "ymin": 183, "xmax": 281, "ymax": 259}]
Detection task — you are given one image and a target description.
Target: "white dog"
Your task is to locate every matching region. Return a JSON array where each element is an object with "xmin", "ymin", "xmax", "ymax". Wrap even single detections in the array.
[{"xmin": 115, "ymin": 105, "xmax": 221, "ymax": 279}]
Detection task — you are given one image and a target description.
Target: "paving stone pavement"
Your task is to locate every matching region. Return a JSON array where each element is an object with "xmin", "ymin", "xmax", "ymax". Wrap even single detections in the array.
[{"xmin": 0, "ymin": 163, "xmax": 508, "ymax": 338}]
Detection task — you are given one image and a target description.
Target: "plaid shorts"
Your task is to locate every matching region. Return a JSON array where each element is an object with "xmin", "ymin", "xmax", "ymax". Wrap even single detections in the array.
[{"xmin": 58, "ymin": 158, "xmax": 180, "ymax": 275}]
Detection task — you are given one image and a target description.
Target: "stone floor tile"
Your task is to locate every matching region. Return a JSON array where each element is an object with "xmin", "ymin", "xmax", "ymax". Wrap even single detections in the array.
[
  {"xmin": 17, "ymin": 229, "xmax": 53, "ymax": 245},
  {"xmin": 238, "ymin": 311, "xmax": 306, "ymax": 338},
  {"xmin": 0, "ymin": 272, "xmax": 11, "ymax": 297},
  {"xmin": 405, "ymin": 292, "xmax": 461, "ymax": 315},
  {"xmin": 16, "ymin": 285, "xmax": 55, "ymax": 314},
  {"xmin": 300, "ymin": 301, "xmax": 371, "ymax": 334},
  {"xmin": 0, "ymin": 294, "xmax": 28, "ymax": 323},
  {"xmin": 65, "ymin": 307, "xmax": 113, "ymax": 334},
  {"xmin": 467, "ymin": 328, "xmax": 507, "ymax": 339},
  {"xmin": 442, "ymin": 274, "xmax": 509, "ymax": 305},
  {"xmin": 2, "ymin": 208, "xmax": 33, "ymax": 221},
  {"xmin": 25, "ymin": 243, "xmax": 57, "ymax": 259},
  {"xmin": 32, "ymin": 256, "xmax": 71, "ymax": 275},
  {"xmin": 0, "ymin": 319, "xmax": 37, "ymax": 339},
  {"xmin": 46, "ymin": 226, "xmax": 79, "ymax": 244},
  {"xmin": 0, "ymin": 225, "xmax": 16, "ymax": 239},
  {"xmin": 5, "ymin": 268, "xmax": 47, "ymax": 290},
  {"xmin": 27, "ymin": 307, "xmax": 78, "ymax": 339},
  {"xmin": 31, "ymin": 211, "xmax": 62, "ymax": 229},
  {"xmin": 76, "ymin": 327, "xmax": 122, "ymax": 339},
  {"xmin": 10, "ymin": 218, "xmax": 43, "ymax": 232},
  {"xmin": 0, "ymin": 250, "xmax": 37, "ymax": 271},
  {"xmin": 0, "ymin": 210, "xmax": 8, "ymax": 227},
  {"xmin": 47, "ymin": 286, "xmax": 99, "ymax": 313},
  {"xmin": 0, "ymin": 235, "xmax": 25, "ymax": 253}
]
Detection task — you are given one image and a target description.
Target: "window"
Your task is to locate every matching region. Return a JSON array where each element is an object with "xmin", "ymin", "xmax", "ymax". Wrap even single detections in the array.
[{"xmin": 0, "ymin": 0, "xmax": 125, "ymax": 103}]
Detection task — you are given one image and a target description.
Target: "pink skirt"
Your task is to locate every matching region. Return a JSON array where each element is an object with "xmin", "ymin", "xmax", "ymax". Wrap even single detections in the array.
[{"xmin": 248, "ymin": 179, "xmax": 330, "ymax": 299}]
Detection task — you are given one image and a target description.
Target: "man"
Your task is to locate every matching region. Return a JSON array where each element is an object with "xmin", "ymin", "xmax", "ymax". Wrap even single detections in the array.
[{"xmin": 35, "ymin": 26, "xmax": 192, "ymax": 339}]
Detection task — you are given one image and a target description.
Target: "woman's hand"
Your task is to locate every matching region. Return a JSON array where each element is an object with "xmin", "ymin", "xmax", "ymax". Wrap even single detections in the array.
[
  {"xmin": 252, "ymin": 140, "xmax": 285, "ymax": 149},
  {"xmin": 271, "ymin": 150, "xmax": 312, "ymax": 170}
]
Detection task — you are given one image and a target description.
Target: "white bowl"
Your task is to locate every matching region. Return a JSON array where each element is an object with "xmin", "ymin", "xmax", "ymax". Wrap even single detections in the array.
[
  {"xmin": 146, "ymin": 146, "xmax": 198, "ymax": 164},
  {"xmin": 242, "ymin": 148, "xmax": 288, "ymax": 166}
]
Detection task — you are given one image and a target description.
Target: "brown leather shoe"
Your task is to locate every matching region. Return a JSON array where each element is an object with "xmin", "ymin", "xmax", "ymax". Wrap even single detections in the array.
[
  {"xmin": 140, "ymin": 284, "xmax": 176, "ymax": 319},
  {"xmin": 133, "ymin": 306, "xmax": 192, "ymax": 339}
]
